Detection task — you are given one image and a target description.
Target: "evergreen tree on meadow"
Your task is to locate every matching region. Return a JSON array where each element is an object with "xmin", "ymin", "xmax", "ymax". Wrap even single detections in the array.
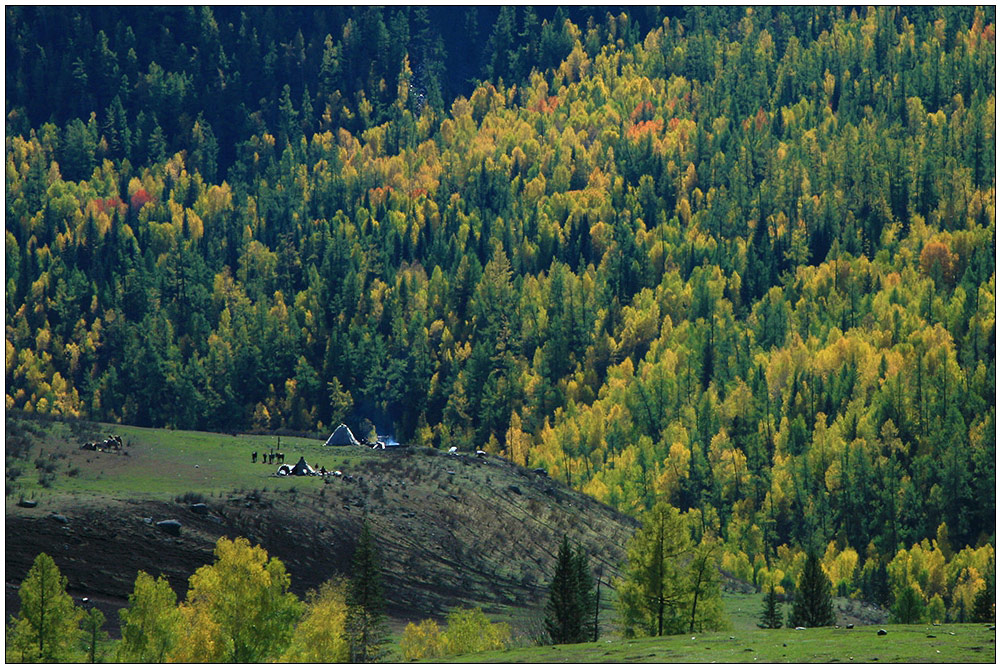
[
  {"xmin": 544, "ymin": 536, "xmax": 596, "ymax": 644},
  {"xmin": 576, "ymin": 546, "xmax": 599, "ymax": 642},
  {"xmin": 758, "ymin": 585, "xmax": 783, "ymax": 629},
  {"xmin": 545, "ymin": 537, "xmax": 578, "ymax": 644},
  {"xmin": 972, "ymin": 567, "xmax": 995, "ymax": 623},
  {"xmin": 348, "ymin": 520, "xmax": 390, "ymax": 662},
  {"xmin": 788, "ymin": 552, "xmax": 835, "ymax": 628},
  {"xmin": 890, "ymin": 583, "xmax": 926, "ymax": 624}
]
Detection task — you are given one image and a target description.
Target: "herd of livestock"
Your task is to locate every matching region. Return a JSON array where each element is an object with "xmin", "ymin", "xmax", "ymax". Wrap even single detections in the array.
[{"xmin": 80, "ymin": 435, "xmax": 124, "ymax": 453}]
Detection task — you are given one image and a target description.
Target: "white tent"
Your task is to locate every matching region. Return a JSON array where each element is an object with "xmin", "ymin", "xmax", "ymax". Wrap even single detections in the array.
[{"xmin": 325, "ymin": 423, "xmax": 360, "ymax": 446}]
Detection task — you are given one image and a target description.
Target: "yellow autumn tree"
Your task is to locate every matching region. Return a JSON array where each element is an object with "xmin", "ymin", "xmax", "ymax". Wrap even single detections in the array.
[
  {"xmin": 170, "ymin": 537, "xmax": 302, "ymax": 663},
  {"xmin": 281, "ymin": 579, "xmax": 351, "ymax": 662},
  {"xmin": 400, "ymin": 618, "xmax": 446, "ymax": 661}
]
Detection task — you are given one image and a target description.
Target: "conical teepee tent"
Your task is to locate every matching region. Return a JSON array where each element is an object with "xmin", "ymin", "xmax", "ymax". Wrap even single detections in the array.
[
  {"xmin": 325, "ymin": 423, "xmax": 360, "ymax": 446},
  {"xmin": 290, "ymin": 456, "xmax": 315, "ymax": 476}
]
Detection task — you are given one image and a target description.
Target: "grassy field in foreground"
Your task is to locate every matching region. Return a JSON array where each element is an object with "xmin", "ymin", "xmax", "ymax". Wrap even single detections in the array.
[{"xmin": 441, "ymin": 624, "xmax": 996, "ymax": 663}]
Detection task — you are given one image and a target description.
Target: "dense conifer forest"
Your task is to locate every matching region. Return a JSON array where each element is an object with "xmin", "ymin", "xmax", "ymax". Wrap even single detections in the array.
[{"xmin": 5, "ymin": 6, "xmax": 995, "ymax": 617}]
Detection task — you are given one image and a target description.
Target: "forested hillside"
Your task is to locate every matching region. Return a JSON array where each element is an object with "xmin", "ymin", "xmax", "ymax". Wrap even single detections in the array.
[{"xmin": 5, "ymin": 6, "xmax": 995, "ymax": 616}]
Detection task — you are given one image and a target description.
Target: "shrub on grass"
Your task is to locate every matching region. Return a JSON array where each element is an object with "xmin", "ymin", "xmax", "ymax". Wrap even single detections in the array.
[
  {"xmin": 400, "ymin": 619, "xmax": 445, "ymax": 661},
  {"xmin": 400, "ymin": 608, "xmax": 510, "ymax": 661}
]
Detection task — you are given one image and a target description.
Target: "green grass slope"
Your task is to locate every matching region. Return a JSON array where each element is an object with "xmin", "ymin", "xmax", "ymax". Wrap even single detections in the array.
[{"xmin": 442, "ymin": 624, "xmax": 996, "ymax": 663}]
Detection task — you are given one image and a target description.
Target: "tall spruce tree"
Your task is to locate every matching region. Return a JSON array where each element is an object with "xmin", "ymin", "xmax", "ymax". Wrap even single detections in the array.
[
  {"xmin": 758, "ymin": 585, "xmax": 784, "ymax": 629},
  {"xmin": 788, "ymin": 552, "xmax": 835, "ymax": 628},
  {"xmin": 972, "ymin": 571, "xmax": 995, "ymax": 623},
  {"xmin": 575, "ymin": 545, "xmax": 598, "ymax": 642},
  {"xmin": 545, "ymin": 536, "xmax": 592, "ymax": 644},
  {"xmin": 348, "ymin": 520, "xmax": 390, "ymax": 662}
]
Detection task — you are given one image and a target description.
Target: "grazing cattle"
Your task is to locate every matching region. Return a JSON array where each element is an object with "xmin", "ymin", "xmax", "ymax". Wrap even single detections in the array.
[
  {"xmin": 251, "ymin": 451, "xmax": 258, "ymax": 463},
  {"xmin": 268, "ymin": 453, "xmax": 275, "ymax": 464},
  {"xmin": 448, "ymin": 446, "xmax": 458, "ymax": 455},
  {"xmin": 277, "ymin": 452, "xmax": 284, "ymax": 464},
  {"xmin": 81, "ymin": 442, "xmax": 97, "ymax": 451},
  {"xmin": 475, "ymin": 450, "xmax": 487, "ymax": 458}
]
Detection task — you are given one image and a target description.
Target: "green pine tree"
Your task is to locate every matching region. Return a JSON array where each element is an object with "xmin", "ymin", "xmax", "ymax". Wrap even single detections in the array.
[
  {"xmin": 545, "ymin": 536, "xmax": 597, "ymax": 644},
  {"xmin": 544, "ymin": 536, "xmax": 584, "ymax": 644},
  {"xmin": 348, "ymin": 520, "xmax": 390, "ymax": 662},
  {"xmin": 575, "ymin": 546, "xmax": 598, "ymax": 642},
  {"xmin": 759, "ymin": 585, "xmax": 783, "ymax": 629},
  {"xmin": 972, "ymin": 568, "xmax": 995, "ymax": 623},
  {"xmin": 890, "ymin": 583, "xmax": 926, "ymax": 624},
  {"xmin": 788, "ymin": 552, "xmax": 835, "ymax": 628}
]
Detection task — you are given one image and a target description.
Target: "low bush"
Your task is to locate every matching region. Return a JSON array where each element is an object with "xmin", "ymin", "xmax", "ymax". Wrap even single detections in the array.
[
  {"xmin": 400, "ymin": 607, "xmax": 510, "ymax": 661},
  {"xmin": 38, "ymin": 470, "xmax": 56, "ymax": 488}
]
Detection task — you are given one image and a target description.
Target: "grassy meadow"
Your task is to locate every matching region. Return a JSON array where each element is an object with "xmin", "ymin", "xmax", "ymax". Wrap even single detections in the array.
[
  {"xmin": 6, "ymin": 415, "xmax": 354, "ymax": 502},
  {"xmin": 443, "ymin": 624, "xmax": 996, "ymax": 663}
]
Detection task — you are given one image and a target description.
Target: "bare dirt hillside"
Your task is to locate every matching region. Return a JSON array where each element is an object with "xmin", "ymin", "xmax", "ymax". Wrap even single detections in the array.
[{"xmin": 6, "ymin": 444, "xmax": 638, "ymax": 638}]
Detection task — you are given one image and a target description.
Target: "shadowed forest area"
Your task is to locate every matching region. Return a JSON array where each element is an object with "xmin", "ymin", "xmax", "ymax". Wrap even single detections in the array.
[{"xmin": 5, "ymin": 5, "xmax": 995, "ymax": 630}]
